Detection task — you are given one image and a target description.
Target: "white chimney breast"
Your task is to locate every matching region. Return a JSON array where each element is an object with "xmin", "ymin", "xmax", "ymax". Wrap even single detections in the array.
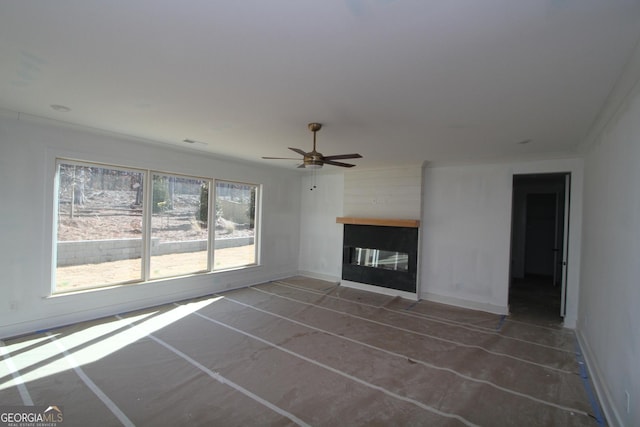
[{"xmin": 343, "ymin": 166, "xmax": 422, "ymax": 219}]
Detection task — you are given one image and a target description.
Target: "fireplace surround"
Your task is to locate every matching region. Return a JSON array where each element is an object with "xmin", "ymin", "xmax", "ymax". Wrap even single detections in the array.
[{"xmin": 337, "ymin": 217, "xmax": 419, "ymax": 296}]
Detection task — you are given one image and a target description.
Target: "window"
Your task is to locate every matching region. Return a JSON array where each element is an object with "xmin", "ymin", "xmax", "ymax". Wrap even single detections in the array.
[
  {"xmin": 214, "ymin": 181, "xmax": 258, "ymax": 270},
  {"xmin": 53, "ymin": 160, "xmax": 259, "ymax": 294},
  {"xmin": 55, "ymin": 162, "xmax": 145, "ymax": 292},
  {"xmin": 150, "ymin": 174, "xmax": 209, "ymax": 279}
]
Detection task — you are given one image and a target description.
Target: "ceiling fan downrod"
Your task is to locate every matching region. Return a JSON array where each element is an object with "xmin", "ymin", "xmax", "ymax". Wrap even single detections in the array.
[{"xmin": 308, "ymin": 122, "xmax": 321, "ymax": 153}]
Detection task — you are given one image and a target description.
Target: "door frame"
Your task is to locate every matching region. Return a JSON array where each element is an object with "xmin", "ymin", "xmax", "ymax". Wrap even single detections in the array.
[
  {"xmin": 560, "ymin": 173, "xmax": 571, "ymax": 317},
  {"xmin": 509, "ymin": 159, "xmax": 583, "ymax": 329},
  {"xmin": 509, "ymin": 172, "xmax": 570, "ymax": 318}
]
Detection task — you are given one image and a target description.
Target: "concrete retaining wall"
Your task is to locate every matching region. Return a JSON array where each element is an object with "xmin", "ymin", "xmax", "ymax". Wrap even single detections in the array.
[{"xmin": 57, "ymin": 236, "xmax": 254, "ymax": 267}]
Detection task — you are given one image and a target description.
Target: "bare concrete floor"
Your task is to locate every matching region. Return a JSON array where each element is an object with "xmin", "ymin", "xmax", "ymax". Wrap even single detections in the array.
[{"xmin": 0, "ymin": 276, "xmax": 602, "ymax": 426}]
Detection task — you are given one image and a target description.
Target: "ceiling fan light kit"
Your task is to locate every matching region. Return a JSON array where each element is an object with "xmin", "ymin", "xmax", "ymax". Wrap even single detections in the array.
[{"xmin": 263, "ymin": 122, "xmax": 362, "ymax": 169}]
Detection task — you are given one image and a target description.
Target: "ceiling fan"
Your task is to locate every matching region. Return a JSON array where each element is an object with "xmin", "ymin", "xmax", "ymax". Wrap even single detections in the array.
[{"xmin": 262, "ymin": 123, "xmax": 362, "ymax": 169}]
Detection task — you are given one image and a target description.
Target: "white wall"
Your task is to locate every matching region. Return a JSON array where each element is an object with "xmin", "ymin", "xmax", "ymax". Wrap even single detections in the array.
[
  {"xmin": 0, "ymin": 113, "xmax": 301, "ymax": 338},
  {"xmin": 578, "ymin": 80, "xmax": 640, "ymax": 426},
  {"xmin": 421, "ymin": 158, "xmax": 583, "ymax": 322},
  {"xmin": 297, "ymin": 172, "xmax": 344, "ymax": 281}
]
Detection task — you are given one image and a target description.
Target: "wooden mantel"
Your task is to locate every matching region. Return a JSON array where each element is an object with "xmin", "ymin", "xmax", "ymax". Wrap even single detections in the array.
[{"xmin": 336, "ymin": 217, "xmax": 420, "ymax": 228}]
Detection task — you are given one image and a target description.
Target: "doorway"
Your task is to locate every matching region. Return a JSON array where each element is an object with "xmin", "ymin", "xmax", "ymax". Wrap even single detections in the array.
[{"xmin": 509, "ymin": 173, "xmax": 570, "ymax": 327}]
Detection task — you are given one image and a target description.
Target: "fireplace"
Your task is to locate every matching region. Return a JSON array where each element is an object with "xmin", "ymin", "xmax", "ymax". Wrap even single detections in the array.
[
  {"xmin": 337, "ymin": 218, "xmax": 419, "ymax": 295},
  {"xmin": 349, "ymin": 247, "xmax": 409, "ymax": 272}
]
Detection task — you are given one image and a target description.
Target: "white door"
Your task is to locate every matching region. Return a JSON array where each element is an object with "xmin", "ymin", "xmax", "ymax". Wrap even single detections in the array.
[{"xmin": 560, "ymin": 174, "xmax": 571, "ymax": 317}]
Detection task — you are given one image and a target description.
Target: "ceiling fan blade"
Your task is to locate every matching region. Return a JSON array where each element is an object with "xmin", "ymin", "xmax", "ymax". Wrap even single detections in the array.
[
  {"xmin": 323, "ymin": 153, "xmax": 362, "ymax": 160},
  {"xmin": 323, "ymin": 159, "xmax": 356, "ymax": 168},
  {"xmin": 288, "ymin": 147, "xmax": 308, "ymax": 156},
  {"xmin": 262, "ymin": 156, "xmax": 301, "ymax": 160},
  {"xmin": 297, "ymin": 164, "xmax": 306, "ymax": 168}
]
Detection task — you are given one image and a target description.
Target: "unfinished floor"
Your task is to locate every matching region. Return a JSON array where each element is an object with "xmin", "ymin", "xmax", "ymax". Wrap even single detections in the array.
[{"xmin": 0, "ymin": 276, "xmax": 601, "ymax": 426}]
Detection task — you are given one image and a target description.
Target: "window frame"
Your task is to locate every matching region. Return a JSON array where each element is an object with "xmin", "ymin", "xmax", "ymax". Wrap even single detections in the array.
[
  {"xmin": 53, "ymin": 159, "xmax": 148, "ymax": 294},
  {"xmin": 212, "ymin": 179, "xmax": 261, "ymax": 271},
  {"xmin": 148, "ymin": 171, "xmax": 213, "ymax": 280},
  {"xmin": 52, "ymin": 158, "xmax": 261, "ymax": 295}
]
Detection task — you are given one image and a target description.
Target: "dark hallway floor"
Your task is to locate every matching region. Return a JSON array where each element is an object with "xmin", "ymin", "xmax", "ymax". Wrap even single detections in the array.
[{"xmin": 509, "ymin": 275, "xmax": 564, "ymax": 329}]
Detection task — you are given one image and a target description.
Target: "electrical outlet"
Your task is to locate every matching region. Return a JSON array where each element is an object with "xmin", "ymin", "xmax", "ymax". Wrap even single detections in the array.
[{"xmin": 625, "ymin": 390, "xmax": 630, "ymax": 414}]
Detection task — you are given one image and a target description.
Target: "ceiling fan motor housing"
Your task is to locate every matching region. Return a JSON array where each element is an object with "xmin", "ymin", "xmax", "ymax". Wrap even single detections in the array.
[{"xmin": 304, "ymin": 152, "xmax": 324, "ymax": 168}]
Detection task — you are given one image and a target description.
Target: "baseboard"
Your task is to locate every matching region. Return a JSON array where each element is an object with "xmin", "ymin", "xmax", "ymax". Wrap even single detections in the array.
[
  {"xmin": 420, "ymin": 291, "xmax": 508, "ymax": 315},
  {"xmin": 562, "ymin": 314, "xmax": 577, "ymax": 329},
  {"xmin": 340, "ymin": 280, "xmax": 419, "ymax": 301},
  {"xmin": 576, "ymin": 329, "xmax": 619, "ymax": 427}
]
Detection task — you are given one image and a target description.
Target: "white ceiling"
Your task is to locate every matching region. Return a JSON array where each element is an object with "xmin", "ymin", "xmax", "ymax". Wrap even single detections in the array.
[{"xmin": 2, "ymin": 1, "xmax": 640, "ymax": 169}]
